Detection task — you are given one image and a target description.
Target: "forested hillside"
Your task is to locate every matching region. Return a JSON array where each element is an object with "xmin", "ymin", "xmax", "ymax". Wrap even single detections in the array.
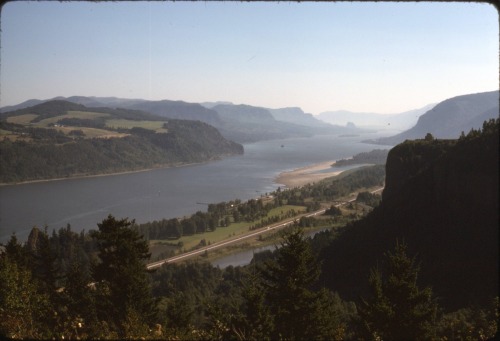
[
  {"xmin": 333, "ymin": 149, "xmax": 389, "ymax": 167},
  {"xmin": 320, "ymin": 118, "xmax": 499, "ymax": 311},
  {"xmin": 0, "ymin": 101, "xmax": 243, "ymax": 183}
]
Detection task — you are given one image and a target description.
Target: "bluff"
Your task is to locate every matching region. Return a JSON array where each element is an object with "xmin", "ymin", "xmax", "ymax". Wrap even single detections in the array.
[{"xmin": 319, "ymin": 119, "xmax": 499, "ymax": 311}]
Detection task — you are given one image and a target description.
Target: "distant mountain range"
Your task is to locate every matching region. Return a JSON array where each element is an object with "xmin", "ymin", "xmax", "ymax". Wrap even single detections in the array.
[
  {"xmin": 317, "ymin": 103, "xmax": 436, "ymax": 130},
  {"xmin": 365, "ymin": 90, "xmax": 499, "ymax": 145},
  {"xmin": 1, "ymin": 96, "xmax": 361, "ymax": 143},
  {"xmin": 2, "ymin": 91, "xmax": 497, "ymax": 145}
]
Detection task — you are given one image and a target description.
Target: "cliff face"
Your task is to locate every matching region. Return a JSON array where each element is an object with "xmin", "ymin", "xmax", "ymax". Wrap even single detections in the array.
[
  {"xmin": 320, "ymin": 120, "xmax": 499, "ymax": 311},
  {"xmin": 383, "ymin": 140, "xmax": 454, "ymax": 202}
]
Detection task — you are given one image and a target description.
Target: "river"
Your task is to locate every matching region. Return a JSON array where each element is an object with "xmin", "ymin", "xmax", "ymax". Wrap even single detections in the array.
[
  {"xmin": 0, "ymin": 133, "xmax": 394, "ymax": 243},
  {"xmin": 211, "ymin": 228, "xmax": 329, "ymax": 269}
]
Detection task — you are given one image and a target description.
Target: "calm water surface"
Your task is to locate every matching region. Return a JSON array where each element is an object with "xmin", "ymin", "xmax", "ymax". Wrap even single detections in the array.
[{"xmin": 0, "ymin": 134, "xmax": 393, "ymax": 242}]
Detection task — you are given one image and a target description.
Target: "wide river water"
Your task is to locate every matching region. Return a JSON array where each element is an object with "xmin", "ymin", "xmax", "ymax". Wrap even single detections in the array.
[{"xmin": 0, "ymin": 133, "xmax": 394, "ymax": 243}]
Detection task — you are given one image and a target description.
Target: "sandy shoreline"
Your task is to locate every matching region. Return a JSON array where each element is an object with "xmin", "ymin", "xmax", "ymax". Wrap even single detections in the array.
[
  {"xmin": 2, "ymin": 159, "xmax": 343, "ymax": 189},
  {"xmin": 275, "ymin": 160, "xmax": 341, "ymax": 188}
]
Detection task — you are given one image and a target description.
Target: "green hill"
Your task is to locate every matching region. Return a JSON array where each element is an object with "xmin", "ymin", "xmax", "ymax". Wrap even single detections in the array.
[
  {"xmin": 319, "ymin": 119, "xmax": 499, "ymax": 311},
  {"xmin": 0, "ymin": 100, "xmax": 243, "ymax": 183}
]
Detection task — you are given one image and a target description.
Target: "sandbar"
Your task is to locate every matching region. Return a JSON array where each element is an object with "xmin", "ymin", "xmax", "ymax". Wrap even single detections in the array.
[{"xmin": 275, "ymin": 161, "xmax": 342, "ymax": 188}]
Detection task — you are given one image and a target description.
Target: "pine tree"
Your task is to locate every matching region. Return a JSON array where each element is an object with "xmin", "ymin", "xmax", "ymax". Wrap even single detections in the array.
[
  {"xmin": 59, "ymin": 261, "xmax": 99, "ymax": 338},
  {"xmin": 358, "ymin": 241, "xmax": 439, "ymax": 340},
  {"xmin": 262, "ymin": 227, "xmax": 342, "ymax": 340},
  {"xmin": 236, "ymin": 269, "xmax": 274, "ymax": 340},
  {"xmin": 90, "ymin": 215, "xmax": 157, "ymax": 337},
  {"xmin": 3, "ymin": 234, "xmax": 29, "ymax": 267}
]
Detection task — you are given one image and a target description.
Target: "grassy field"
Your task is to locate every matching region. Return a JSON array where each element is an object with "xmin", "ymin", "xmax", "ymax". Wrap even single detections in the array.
[
  {"xmin": 105, "ymin": 119, "xmax": 168, "ymax": 132},
  {"xmin": 151, "ymin": 205, "xmax": 306, "ymax": 253},
  {"xmin": 4, "ymin": 110, "xmax": 168, "ymax": 139},
  {"xmin": 54, "ymin": 126, "xmax": 129, "ymax": 139},
  {"xmin": 37, "ymin": 111, "xmax": 110, "ymax": 127},
  {"xmin": 191, "ymin": 202, "xmax": 375, "ymax": 265},
  {"xmin": 6, "ymin": 114, "xmax": 39, "ymax": 124}
]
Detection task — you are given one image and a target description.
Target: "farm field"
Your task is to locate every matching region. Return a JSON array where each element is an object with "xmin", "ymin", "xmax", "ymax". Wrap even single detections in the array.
[
  {"xmin": 3, "ymin": 109, "xmax": 169, "ymax": 139},
  {"xmin": 37, "ymin": 111, "xmax": 110, "ymax": 126},
  {"xmin": 54, "ymin": 126, "xmax": 129, "ymax": 139},
  {"xmin": 6, "ymin": 114, "xmax": 39, "ymax": 124},
  {"xmin": 105, "ymin": 119, "xmax": 168, "ymax": 132}
]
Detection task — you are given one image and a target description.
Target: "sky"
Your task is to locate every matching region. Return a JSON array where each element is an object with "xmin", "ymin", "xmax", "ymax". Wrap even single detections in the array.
[{"xmin": 0, "ymin": 1, "xmax": 498, "ymax": 115}]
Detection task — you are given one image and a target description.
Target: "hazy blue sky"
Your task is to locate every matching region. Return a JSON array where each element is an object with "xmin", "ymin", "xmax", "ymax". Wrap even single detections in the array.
[{"xmin": 1, "ymin": 1, "xmax": 498, "ymax": 114}]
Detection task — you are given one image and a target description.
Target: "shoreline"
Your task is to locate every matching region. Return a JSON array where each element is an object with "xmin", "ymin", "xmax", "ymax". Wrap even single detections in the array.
[
  {"xmin": 275, "ymin": 160, "xmax": 342, "ymax": 188},
  {"xmin": 0, "ymin": 161, "xmax": 203, "ymax": 187},
  {"xmin": 2, "ymin": 158, "xmax": 345, "ymax": 188}
]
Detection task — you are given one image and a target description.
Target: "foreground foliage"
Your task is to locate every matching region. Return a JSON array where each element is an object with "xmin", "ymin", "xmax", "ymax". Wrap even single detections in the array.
[{"xmin": 1, "ymin": 223, "xmax": 497, "ymax": 340}]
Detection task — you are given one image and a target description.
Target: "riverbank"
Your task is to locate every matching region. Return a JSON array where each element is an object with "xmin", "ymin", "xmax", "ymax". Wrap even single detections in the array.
[
  {"xmin": 0, "ymin": 161, "xmax": 205, "ymax": 187},
  {"xmin": 275, "ymin": 160, "xmax": 341, "ymax": 188}
]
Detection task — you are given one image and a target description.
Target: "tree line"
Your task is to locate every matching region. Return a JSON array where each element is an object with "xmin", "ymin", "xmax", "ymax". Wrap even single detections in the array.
[{"xmin": 1, "ymin": 219, "xmax": 497, "ymax": 339}]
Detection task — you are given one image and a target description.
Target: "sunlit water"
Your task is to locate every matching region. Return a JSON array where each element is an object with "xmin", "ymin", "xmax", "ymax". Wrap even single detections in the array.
[{"xmin": 0, "ymin": 133, "xmax": 394, "ymax": 243}]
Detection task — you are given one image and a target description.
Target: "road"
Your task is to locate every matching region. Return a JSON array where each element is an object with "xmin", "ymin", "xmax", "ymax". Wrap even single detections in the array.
[{"xmin": 146, "ymin": 186, "xmax": 384, "ymax": 269}]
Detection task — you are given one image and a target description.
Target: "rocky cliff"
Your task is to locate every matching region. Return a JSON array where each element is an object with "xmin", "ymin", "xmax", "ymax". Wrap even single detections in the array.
[{"xmin": 320, "ymin": 119, "xmax": 499, "ymax": 311}]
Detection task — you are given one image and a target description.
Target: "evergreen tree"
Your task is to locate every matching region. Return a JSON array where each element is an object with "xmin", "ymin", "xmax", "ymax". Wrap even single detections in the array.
[
  {"xmin": 26, "ymin": 227, "xmax": 63, "ymax": 336},
  {"xmin": 262, "ymin": 227, "xmax": 342, "ymax": 340},
  {"xmin": 59, "ymin": 261, "xmax": 99, "ymax": 339},
  {"xmin": 3, "ymin": 234, "xmax": 29, "ymax": 267},
  {"xmin": 358, "ymin": 241, "xmax": 439, "ymax": 340},
  {"xmin": 90, "ymin": 215, "xmax": 157, "ymax": 337},
  {"xmin": 234, "ymin": 269, "xmax": 274, "ymax": 340}
]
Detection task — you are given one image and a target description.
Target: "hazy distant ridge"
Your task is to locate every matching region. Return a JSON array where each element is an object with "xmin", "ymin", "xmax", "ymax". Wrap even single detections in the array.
[
  {"xmin": 367, "ymin": 90, "xmax": 499, "ymax": 145},
  {"xmin": 1, "ymin": 96, "xmax": 363, "ymax": 143},
  {"xmin": 317, "ymin": 103, "xmax": 436, "ymax": 130},
  {"xmin": 268, "ymin": 107, "xmax": 332, "ymax": 128}
]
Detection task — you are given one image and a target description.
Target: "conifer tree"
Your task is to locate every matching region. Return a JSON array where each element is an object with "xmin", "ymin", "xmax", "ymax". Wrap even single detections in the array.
[
  {"xmin": 358, "ymin": 241, "xmax": 439, "ymax": 340},
  {"xmin": 91, "ymin": 215, "xmax": 157, "ymax": 336},
  {"xmin": 262, "ymin": 227, "xmax": 342, "ymax": 340},
  {"xmin": 235, "ymin": 269, "xmax": 274, "ymax": 340}
]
